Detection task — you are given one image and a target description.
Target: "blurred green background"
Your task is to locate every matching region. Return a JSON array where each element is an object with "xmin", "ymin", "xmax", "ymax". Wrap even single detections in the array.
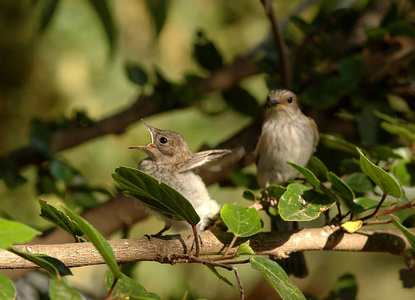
[{"xmin": 1, "ymin": 0, "xmax": 415, "ymax": 299}]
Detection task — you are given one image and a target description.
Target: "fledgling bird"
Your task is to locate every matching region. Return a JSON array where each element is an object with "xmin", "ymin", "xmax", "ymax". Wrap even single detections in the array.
[
  {"xmin": 254, "ymin": 89, "xmax": 319, "ymax": 188},
  {"xmin": 128, "ymin": 120, "xmax": 232, "ymax": 236},
  {"xmin": 254, "ymin": 89, "xmax": 319, "ymax": 278}
]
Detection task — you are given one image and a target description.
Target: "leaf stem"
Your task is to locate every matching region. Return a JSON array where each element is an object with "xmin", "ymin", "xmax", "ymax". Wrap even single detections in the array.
[
  {"xmin": 104, "ymin": 277, "xmax": 118, "ymax": 300},
  {"xmin": 221, "ymin": 234, "xmax": 238, "ymax": 258},
  {"xmin": 191, "ymin": 224, "xmax": 200, "ymax": 257}
]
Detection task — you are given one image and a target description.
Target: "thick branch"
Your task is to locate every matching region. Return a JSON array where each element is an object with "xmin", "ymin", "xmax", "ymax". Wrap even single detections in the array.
[{"xmin": 1, "ymin": 227, "xmax": 412, "ymax": 270}]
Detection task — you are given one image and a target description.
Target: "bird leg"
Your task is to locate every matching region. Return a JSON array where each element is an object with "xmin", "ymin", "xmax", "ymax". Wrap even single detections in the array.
[{"xmin": 145, "ymin": 225, "xmax": 171, "ymax": 240}]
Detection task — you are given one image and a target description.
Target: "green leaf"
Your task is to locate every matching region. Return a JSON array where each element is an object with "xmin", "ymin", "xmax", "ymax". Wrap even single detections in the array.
[
  {"xmin": 237, "ymin": 243, "xmax": 255, "ymax": 256},
  {"xmin": 0, "ymin": 273, "xmax": 16, "ymax": 300},
  {"xmin": 392, "ymin": 219, "xmax": 415, "ymax": 251},
  {"xmin": 326, "ymin": 273, "xmax": 358, "ymax": 300},
  {"xmin": 343, "ymin": 172, "xmax": 373, "ymax": 193},
  {"xmin": 266, "ymin": 185, "xmax": 286, "ymax": 199},
  {"xmin": 327, "ymin": 172, "xmax": 355, "ymax": 201},
  {"xmin": 357, "ymin": 148, "xmax": 402, "ymax": 198},
  {"xmin": 64, "ymin": 206, "xmax": 122, "ymax": 279},
  {"xmin": 307, "ymin": 156, "xmax": 329, "ymax": 182},
  {"xmin": 350, "ymin": 197, "xmax": 381, "ymax": 213},
  {"xmin": 126, "ymin": 63, "xmax": 149, "ymax": 86},
  {"xmin": 49, "ymin": 279, "xmax": 84, "ymax": 300},
  {"xmin": 86, "ymin": 0, "xmax": 117, "ymax": 57},
  {"xmin": 38, "ymin": 200, "xmax": 84, "ymax": 237},
  {"xmin": 243, "ymin": 190, "xmax": 259, "ymax": 201},
  {"xmin": 320, "ymin": 134, "xmax": 359, "ymax": 155},
  {"xmin": 288, "ymin": 162, "xmax": 337, "ymax": 202},
  {"xmin": 391, "ymin": 160, "xmax": 415, "ymax": 187},
  {"xmin": 381, "ymin": 123, "xmax": 415, "ymax": 144},
  {"xmin": 279, "ymin": 183, "xmax": 335, "ymax": 221},
  {"xmin": 193, "ymin": 30, "xmax": 224, "ymax": 72},
  {"xmin": 10, "ymin": 247, "xmax": 72, "ymax": 277},
  {"xmin": 222, "ymin": 86, "xmax": 260, "ymax": 118},
  {"xmin": 112, "ymin": 166, "xmax": 200, "ymax": 226},
  {"xmin": 220, "ymin": 204, "xmax": 263, "ymax": 238},
  {"xmin": 105, "ymin": 271, "xmax": 160, "ymax": 299},
  {"xmin": 250, "ymin": 257, "xmax": 306, "ymax": 300},
  {"xmin": 206, "ymin": 266, "xmax": 233, "ymax": 287},
  {"xmin": 0, "ymin": 218, "xmax": 41, "ymax": 249}
]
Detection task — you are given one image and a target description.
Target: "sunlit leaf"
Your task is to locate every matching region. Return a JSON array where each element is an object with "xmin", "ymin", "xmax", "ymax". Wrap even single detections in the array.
[
  {"xmin": 266, "ymin": 185, "xmax": 286, "ymax": 199},
  {"xmin": 0, "ymin": 219, "xmax": 41, "ymax": 249},
  {"xmin": 327, "ymin": 172, "xmax": 355, "ymax": 201},
  {"xmin": 49, "ymin": 279, "xmax": 83, "ymax": 300},
  {"xmin": 341, "ymin": 220, "xmax": 362, "ymax": 233},
  {"xmin": 237, "ymin": 243, "xmax": 255, "ymax": 256},
  {"xmin": 220, "ymin": 204, "xmax": 263, "ymax": 237},
  {"xmin": 64, "ymin": 206, "xmax": 122, "ymax": 279},
  {"xmin": 357, "ymin": 148, "xmax": 402, "ymax": 198},
  {"xmin": 39, "ymin": 199, "xmax": 84, "ymax": 237},
  {"xmin": 0, "ymin": 273, "xmax": 16, "ymax": 300},
  {"xmin": 251, "ymin": 257, "xmax": 306, "ymax": 300},
  {"xmin": 392, "ymin": 219, "xmax": 415, "ymax": 251},
  {"xmin": 279, "ymin": 183, "xmax": 335, "ymax": 221},
  {"xmin": 105, "ymin": 271, "xmax": 160, "ymax": 299},
  {"xmin": 112, "ymin": 166, "xmax": 200, "ymax": 226}
]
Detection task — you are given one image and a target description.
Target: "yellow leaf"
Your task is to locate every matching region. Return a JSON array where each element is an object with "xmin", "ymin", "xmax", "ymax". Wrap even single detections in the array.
[{"xmin": 341, "ymin": 220, "xmax": 363, "ymax": 233}]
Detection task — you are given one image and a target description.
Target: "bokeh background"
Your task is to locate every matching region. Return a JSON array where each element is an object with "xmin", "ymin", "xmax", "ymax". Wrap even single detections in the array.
[{"xmin": 1, "ymin": 0, "xmax": 415, "ymax": 299}]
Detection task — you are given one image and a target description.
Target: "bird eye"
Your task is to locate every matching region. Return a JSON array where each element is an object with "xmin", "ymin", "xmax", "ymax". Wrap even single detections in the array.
[
  {"xmin": 159, "ymin": 137, "xmax": 168, "ymax": 144},
  {"xmin": 287, "ymin": 97, "xmax": 293, "ymax": 103}
]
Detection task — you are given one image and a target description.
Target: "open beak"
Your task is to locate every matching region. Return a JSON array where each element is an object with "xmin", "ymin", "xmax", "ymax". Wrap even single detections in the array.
[{"xmin": 127, "ymin": 119, "xmax": 157, "ymax": 152}]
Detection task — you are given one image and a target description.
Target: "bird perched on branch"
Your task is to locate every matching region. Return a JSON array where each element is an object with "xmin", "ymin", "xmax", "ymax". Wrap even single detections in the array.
[
  {"xmin": 254, "ymin": 89, "xmax": 319, "ymax": 187},
  {"xmin": 128, "ymin": 120, "xmax": 235, "ymax": 236},
  {"xmin": 254, "ymin": 89, "xmax": 319, "ymax": 277}
]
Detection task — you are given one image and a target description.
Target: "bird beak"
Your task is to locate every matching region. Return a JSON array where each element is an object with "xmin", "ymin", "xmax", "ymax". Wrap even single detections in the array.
[
  {"xmin": 127, "ymin": 119, "xmax": 157, "ymax": 152},
  {"xmin": 265, "ymin": 99, "xmax": 281, "ymax": 109}
]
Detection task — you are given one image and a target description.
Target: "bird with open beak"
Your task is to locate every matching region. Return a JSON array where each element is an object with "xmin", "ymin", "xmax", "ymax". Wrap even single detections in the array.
[
  {"xmin": 128, "ymin": 120, "xmax": 233, "ymax": 236},
  {"xmin": 254, "ymin": 89, "xmax": 319, "ymax": 278}
]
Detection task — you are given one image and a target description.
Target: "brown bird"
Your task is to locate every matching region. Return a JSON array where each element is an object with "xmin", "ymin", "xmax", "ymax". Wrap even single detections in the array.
[
  {"xmin": 254, "ymin": 89, "xmax": 319, "ymax": 278},
  {"xmin": 128, "ymin": 120, "xmax": 232, "ymax": 236},
  {"xmin": 254, "ymin": 89, "xmax": 319, "ymax": 188}
]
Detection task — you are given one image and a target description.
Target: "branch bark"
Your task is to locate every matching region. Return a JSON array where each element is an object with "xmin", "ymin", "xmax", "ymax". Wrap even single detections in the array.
[{"xmin": 1, "ymin": 227, "xmax": 412, "ymax": 270}]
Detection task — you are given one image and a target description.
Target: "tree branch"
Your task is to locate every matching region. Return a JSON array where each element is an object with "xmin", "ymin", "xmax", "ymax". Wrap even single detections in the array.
[
  {"xmin": 260, "ymin": 0, "xmax": 292, "ymax": 89},
  {"xmin": 1, "ymin": 227, "xmax": 412, "ymax": 270}
]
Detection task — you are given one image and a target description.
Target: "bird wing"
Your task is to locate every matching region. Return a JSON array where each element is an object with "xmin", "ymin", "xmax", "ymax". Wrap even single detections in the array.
[
  {"xmin": 308, "ymin": 117, "xmax": 319, "ymax": 151},
  {"xmin": 177, "ymin": 148, "xmax": 244, "ymax": 173}
]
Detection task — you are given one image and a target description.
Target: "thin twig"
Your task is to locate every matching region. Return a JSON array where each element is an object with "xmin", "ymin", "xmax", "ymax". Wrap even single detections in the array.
[
  {"xmin": 360, "ymin": 193, "xmax": 388, "ymax": 221},
  {"xmin": 260, "ymin": 0, "xmax": 292, "ymax": 89}
]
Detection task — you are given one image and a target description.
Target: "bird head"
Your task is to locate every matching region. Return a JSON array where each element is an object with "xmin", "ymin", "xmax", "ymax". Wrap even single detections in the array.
[
  {"xmin": 265, "ymin": 89, "xmax": 299, "ymax": 110},
  {"xmin": 128, "ymin": 120, "xmax": 193, "ymax": 164}
]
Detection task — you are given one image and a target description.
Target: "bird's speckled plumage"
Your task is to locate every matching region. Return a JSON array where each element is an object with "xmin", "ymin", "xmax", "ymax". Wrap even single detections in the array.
[
  {"xmin": 129, "ymin": 120, "xmax": 229, "ymax": 234},
  {"xmin": 254, "ymin": 89, "xmax": 319, "ymax": 188}
]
